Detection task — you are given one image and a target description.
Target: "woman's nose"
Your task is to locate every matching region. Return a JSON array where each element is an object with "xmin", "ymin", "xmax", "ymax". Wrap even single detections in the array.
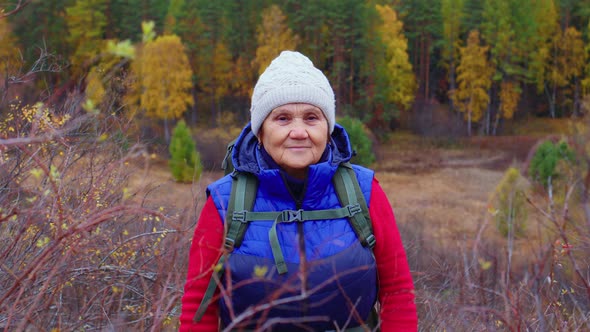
[{"xmin": 289, "ymin": 125, "xmax": 309, "ymax": 139}]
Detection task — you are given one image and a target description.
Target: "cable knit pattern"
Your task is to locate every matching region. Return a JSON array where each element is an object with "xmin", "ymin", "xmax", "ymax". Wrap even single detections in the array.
[{"xmin": 250, "ymin": 50, "xmax": 336, "ymax": 135}]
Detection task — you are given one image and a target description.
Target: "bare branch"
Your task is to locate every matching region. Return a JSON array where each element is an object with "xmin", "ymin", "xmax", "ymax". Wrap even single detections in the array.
[{"xmin": 0, "ymin": 0, "xmax": 31, "ymax": 18}]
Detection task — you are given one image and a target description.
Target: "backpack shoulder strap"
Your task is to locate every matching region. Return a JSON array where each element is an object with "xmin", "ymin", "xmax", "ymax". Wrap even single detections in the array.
[
  {"xmin": 224, "ymin": 171, "xmax": 258, "ymax": 250},
  {"xmin": 193, "ymin": 171, "xmax": 258, "ymax": 322},
  {"xmin": 221, "ymin": 138, "xmax": 237, "ymax": 176},
  {"xmin": 333, "ymin": 163, "xmax": 376, "ymax": 249}
]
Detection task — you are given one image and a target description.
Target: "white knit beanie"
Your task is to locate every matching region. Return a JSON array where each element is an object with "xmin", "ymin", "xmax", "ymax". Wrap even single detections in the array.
[{"xmin": 250, "ymin": 50, "xmax": 336, "ymax": 136}]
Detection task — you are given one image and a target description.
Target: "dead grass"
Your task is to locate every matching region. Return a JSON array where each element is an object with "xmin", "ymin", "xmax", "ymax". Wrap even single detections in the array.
[{"xmin": 117, "ymin": 132, "xmax": 587, "ymax": 331}]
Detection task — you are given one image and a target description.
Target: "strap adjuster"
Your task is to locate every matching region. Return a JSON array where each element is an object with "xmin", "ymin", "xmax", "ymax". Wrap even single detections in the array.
[
  {"xmin": 347, "ymin": 204, "xmax": 362, "ymax": 217},
  {"xmin": 365, "ymin": 234, "xmax": 376, "ymax": 248},
  {"xmin": 224, "ymin": 238, "xmax": 235, "ymax": 251},
  {"xmin": 281, "ymin": 209, "xmax": 303, "ymax": 222},
  {"xmin": 232, "ymin": 211, "xmax": 248, "ymax": 223}
]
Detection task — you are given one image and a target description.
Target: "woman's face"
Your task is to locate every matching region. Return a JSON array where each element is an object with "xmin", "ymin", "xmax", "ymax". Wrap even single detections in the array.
[{"xmin": 259, "ymin": 103, "xmax": 329, "ymax": 179}]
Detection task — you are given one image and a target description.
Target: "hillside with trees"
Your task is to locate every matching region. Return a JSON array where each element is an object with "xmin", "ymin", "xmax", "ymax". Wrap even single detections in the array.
[{"xmin": 3, "ymin": 0, "xmax": 590, "ymax": 135}]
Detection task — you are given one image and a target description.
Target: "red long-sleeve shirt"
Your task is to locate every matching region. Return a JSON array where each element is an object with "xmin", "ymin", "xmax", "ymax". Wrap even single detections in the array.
[{"xmin": 180, "ymin": 178, "xmax": 417, "ymax": 331}]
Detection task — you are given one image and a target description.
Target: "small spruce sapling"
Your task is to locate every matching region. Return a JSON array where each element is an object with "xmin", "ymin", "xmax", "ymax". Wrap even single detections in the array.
[
  {"xmin": 169, "ymin": 120, "xmax": 202, "ymax": 183},
  {"xmin": 529, "ymin": 140, "xmax": 575, "ymax": 189}
]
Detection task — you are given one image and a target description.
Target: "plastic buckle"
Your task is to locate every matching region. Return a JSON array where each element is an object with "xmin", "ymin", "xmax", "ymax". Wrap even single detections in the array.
[
  {"xmin": 365, "ymin": 234, "xmax": 376, "ymax": 248},
  {"xmin": 232, "ymin": 211, "xmax": 248, "ymax": 223},
  {"xmin": 282, "ymin": 209, "xmax": 303, "ymax": 222},
  {"xmin": 347, "ymin": 204, "xmax": 362, "ymax": 217},
  {"xmin": 224, "ymin": 238, "xmax": 235, "ymax": 251}
]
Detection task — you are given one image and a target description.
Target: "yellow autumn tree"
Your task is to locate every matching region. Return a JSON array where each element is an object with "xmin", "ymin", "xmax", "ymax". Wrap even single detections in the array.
[
  {"xmin": 375, "ymin": 4, "xmax": 416, "ymax": 112},
  {"xmin": 138, "ymin": 34, "xmax": 193, "ymax": 140},
  {"xmin": 495, "ymin": 80, "xmax": 521, "ymax": 133},
  {"xmin": 232, "ymin": 55, "xmax": 255, "ymax": 99},
  {"xmin": 498, "ymin": 81, "xmax": 520, "ymax": 120},
  {"xmin": 583, "ymin": 21, "xmax": 590, "ymax": 97},
  {"xmin": 452, "ymin": 30, "xmax": 493, "ymax": 136},
  {"xmin": 542, "ymin": 26, "xmax": 586, "ymax": 117},
  {"xmin": 560, "ymin": 27, "xmax": 586, "ymax": 114},
  {"xmin": 254, "ymin": 4, "xmax": 300, "ymax": 75},
  {"xmin": 0, "ymin": 18, "xmax": 20, "ymax": 98},
  {"xmin": 529, "ymin": 0, "xmax": 559, "ymax": 94}
]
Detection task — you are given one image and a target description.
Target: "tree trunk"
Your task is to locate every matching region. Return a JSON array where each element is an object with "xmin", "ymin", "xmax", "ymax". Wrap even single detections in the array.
[
  {"xmin": 467, "ymin": 110, "xmax": 472, "ymax": 136},
  {"xmin": 349, "ymin": 47, "xmax": 354, "ymax": 107},
  {"xmin": 551, "ymin": 83, "xmax": 557, "ymax": 118},
  {"xmin": 424, "ymin": 33, "xmax": 431, "ymax": 100},
  {"xmin": 484, "ymin": 104, "xmax": 490, "ymax": 135},
  {"xmin": 467, "ymin": 96, "xmax": 473, "ymax": 136},
  {"xmin": 418, "ymin": 34, "xmax": 426, "ymax": 100},
  {"xmin": 449, "ymin": 59, "xmax": 456, "ymax": 112},
  {"xmin": 190, "ymin": 87, "xmax": 198, "ymax": 126},
  {"xmin": 573, "ymin": 78, "xmax": 580, "ymax": 116},
  {"xmin": 582, "ymin": 162, "xmax": 590, "ymax": 229},
  {"xmin": 333, "ymin": 34, "xmax": 345, "ymax": 112},
  {"xmin": 545, "ymin": 83, "xmax": 556, "ymax": 118},
  {"xmin": 493, "ymin": 112, "xmax": 501, "ymax": 136},
  {"xmin": 164, "ymin": 117, "xmax": 170, "ymax": 144}
]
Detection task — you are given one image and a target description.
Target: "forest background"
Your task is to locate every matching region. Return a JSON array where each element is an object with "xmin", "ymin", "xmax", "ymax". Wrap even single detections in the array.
[{"xmin": 1, "ymin": 0, "xmax": 590, "ymax": 331}]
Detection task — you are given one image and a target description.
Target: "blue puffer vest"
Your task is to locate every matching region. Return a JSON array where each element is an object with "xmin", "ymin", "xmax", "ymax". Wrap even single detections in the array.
[{"xmin": 206, "ymin": 124, "xmax": 377, "ymax": 331}]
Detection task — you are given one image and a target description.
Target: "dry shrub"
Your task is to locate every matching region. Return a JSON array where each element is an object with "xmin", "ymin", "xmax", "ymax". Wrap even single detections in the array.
[
  {"xmin": 403, "ymin": 166, "xmax": 590, "ymax": 331},
  {"xmin": 0, "ymin": 100, "xmax": 192, "ymax": 331}
]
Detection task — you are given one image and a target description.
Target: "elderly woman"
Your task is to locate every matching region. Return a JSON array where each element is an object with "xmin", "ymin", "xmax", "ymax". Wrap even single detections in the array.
[{"xmin": 180, "ymin": 51, "xmax": 417, "ymax": 331}]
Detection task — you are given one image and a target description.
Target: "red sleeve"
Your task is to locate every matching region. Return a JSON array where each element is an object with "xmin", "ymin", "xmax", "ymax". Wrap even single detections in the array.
[
  {"xmin": 179, "ymin": 196, "xmax": 224, "ymax": 331},
  {"xmin": 370, "ymin": 178, "xmax": 418, "ymax": 331}
]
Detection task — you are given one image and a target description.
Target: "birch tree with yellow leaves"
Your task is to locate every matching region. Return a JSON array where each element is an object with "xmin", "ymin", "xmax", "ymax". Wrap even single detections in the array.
[
  {"xmin": 494, "ymin": 80, "xmax": 520, "ymax": 134},
  {"xmin": 452, "ymin": 30, "xmax": 493, "ymax": 136},
  {"xmin": 559, "ymin": 27, "xmax": 586, "ymax": 115},
  {"xmin": 131, "ymin": 33, "xmax": 193, "ymax": 142},
  {"xmin": 254, "ymin": 4, "xmax": 300, "ymax": 76},
  {"xmin": 375, "ymin": 4, "xmax": 416, "ymax": 115},
  {"xmin": 529, "ymin": 0, "xmax": 559, "ymax": 96}
]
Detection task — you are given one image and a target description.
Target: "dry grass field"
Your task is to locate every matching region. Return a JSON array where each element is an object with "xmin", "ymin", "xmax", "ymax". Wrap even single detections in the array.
[
  {"xmin": 5, "ymin": 115, "xmax": 586, "ymax": 331},
  {"xmin": 124, "ymin": 132, "xmax": 564, "ymax": 330}
]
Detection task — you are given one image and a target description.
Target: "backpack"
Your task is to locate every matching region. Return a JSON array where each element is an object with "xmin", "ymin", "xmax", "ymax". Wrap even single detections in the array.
[{"xmin": 194, "ymin": 140, "xmax": 376, "ymax": 322}]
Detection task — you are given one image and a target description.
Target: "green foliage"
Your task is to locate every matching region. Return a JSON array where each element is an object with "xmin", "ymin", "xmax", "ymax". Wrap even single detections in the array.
[
  {"xmin": 65, "ymin": 0, "xmax": 108, "ymax": 76},
  {"xmin": 492, "ymin": 167, "xmax": 527, "ymax": 238},
  {"xmin": 169, "ymin": 120, "xmax": 202, "ymax": 183},
  {"xmin": 338, "ymin": 116, "xmax": 375, "ymax": 167},
  {"xmin": 529, "ymin": 140, "xmax": 575, "ymax": 188}
]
